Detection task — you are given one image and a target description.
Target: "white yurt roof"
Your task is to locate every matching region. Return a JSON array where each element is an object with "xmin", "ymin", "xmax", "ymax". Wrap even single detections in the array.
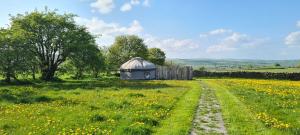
[{"xmin": 120, "ymin": 57, "xmax": 156, "ymax": 70}]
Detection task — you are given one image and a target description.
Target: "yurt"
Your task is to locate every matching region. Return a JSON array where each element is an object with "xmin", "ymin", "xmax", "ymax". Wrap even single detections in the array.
[{"xmin": 120, "ymin": 57, "xmax": 156, "ymax": 80}]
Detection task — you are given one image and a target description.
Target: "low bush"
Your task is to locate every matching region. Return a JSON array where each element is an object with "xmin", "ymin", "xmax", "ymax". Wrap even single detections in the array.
[
  {"xmin": 134, "ymin": 116, "xmax": 159, "ymax": 126},
  {"xmin": 127, "ymin": 93, "xmax": 146, "ymax": 98},
  {"xmin": 0, "ymin": 88, "xmax": 53, "ymax": 104},
  {"xmin": 90, "ymin": 114, "xmax": 107, "ymax": 122},
  {"xmin": 121, "ymin": 125, "xmax": 152, "ymax": 135}
]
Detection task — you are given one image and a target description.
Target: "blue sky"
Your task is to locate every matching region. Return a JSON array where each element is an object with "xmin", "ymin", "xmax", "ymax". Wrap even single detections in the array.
[{"xmin": 1, "ymin": 0, "xmax": 300, "ymax": 59}]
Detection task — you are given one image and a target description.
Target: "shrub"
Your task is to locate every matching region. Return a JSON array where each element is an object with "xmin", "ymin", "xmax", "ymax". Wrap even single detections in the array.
[
  {"xmin": 34, "ymin": 96, "xmax": 52, "ymax": 102},
  {"xmin": 106, "ymin": 100, "xmax": 132, "ymax": 109},
  {"xmin": 0, "ymin": 89, "xmax": 17, "ymax": 102},
  {"xmin": 112, "ymin": 114, "xmax": 123, "ymax": 120},
  {"xmin": 127, "ymin": 93, "xmax": 146, "ymax": 98},
  {"xmin": 150, "ymin": 104, "xmax": 165, "ymax": 110},
  {"xmin": 90, "ymin": 114, "xmax": 107, "ymax": 122},
  {"xmin": 134, "ymin": 116, "xmax": 159, "ymax": 126},
  {"xmin": 122, "ymin": 125, "xmax": 152, "ymax": 135},
  {"xmin": 89, "ymin": 105, "xmax": 100, "ymax": 111}
]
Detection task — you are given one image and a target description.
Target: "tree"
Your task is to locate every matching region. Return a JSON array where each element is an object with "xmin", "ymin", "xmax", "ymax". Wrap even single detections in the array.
[
  {"xmin": 89, "ymin": 49, "xmax": 106, "ymax": 78},
  {"xmin": 69, "ymin": 42, "xmax": 103, "ymax": 79},
  {"xmin": 0, "ymin": 28, "xmax": 31, "ymax": 82},
  {"xmin": 274, "ymin": 63, "xmax": 281, "ymax": 67},
  {"xmin": 198, "ymin": 66, "xmax": 206, "ymax": 72},
  {"xmin": 107, "ymin": 35, "xmax": 148, "ymax": 69},
  {"xmin": 10, "ymin": 9, "xmax": 95, "ymax": 81},
  {"xmin": 148, "ymin": 48, "xmax": 166, "ymax": 65}
]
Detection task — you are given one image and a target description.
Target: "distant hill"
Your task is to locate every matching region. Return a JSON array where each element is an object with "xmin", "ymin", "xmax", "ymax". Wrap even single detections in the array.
[{"xmin": 168, "ymin": 58, "xmax": 300, "ymax": 68}]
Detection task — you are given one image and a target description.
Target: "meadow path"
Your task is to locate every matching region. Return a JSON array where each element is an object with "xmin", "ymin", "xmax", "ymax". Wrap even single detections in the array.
[{"xmin": 190, "ymin": 81, "xmax": 227, "ymax": 135}]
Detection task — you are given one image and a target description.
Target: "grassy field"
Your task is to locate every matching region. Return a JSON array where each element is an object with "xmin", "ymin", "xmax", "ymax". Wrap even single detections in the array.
[
  {"xmin": 204, "ymin": 79, "xmax": 300, "ymax": 135},
  {"xmin": 1, "ymin": 77, "xmax": 299, "ymax": 135},
  {"xmin": 0, "ymin": 79, "xmax": 201, "ymax": 135}
]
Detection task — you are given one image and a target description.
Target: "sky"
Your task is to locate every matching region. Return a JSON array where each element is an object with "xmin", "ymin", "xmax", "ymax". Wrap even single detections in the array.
[{"xmin": 1, "ymin": 0, "xmax": 300, "ymax": 60}]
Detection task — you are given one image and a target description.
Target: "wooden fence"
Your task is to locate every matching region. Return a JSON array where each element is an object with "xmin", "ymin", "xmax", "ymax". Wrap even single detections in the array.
[{"xmin": 155, "ymin": 65, "xmax": 193, "ymax": 80}]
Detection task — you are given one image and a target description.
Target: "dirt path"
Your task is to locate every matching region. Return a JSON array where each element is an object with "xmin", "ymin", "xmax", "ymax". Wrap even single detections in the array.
[{"xmin": 190, "ymin": 81, "xmax": 227, "ymax": 135}]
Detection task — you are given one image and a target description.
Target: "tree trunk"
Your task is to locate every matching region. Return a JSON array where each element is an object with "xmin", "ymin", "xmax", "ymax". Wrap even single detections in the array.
[
  {"xmin": 93, "ymin": 70, "xmax": 99, "ymax": 78},
  {"xmin": 31, "ymin": 67, "xmax": 36, "ymax": 80},
  {"xmin": 12, "ymin": 75, "xmax": 19, "ymax": 82},
  {"xmin": 75, "ymin": 68, "xmax": 83, "ymax": 79},
  {"xmin": 41, "ymin": 66, "xmax": 57, "ymax": 81},
  {"xmin": 5, "ymin": 71, "xmax": 11, "ymax": 83}
]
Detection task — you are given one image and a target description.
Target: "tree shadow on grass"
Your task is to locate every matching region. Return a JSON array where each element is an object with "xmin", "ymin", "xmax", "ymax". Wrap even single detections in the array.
[
  {"xmin": 36, "ymin": 79, "xmax": 174, "ymax": 91},
  {"xmin": 0, "ymin": 88, "xmax": 54, "ymax": 104},
  {"xmin": 0, "ymin": 78, "xmax": 175, "ymax": 91}
]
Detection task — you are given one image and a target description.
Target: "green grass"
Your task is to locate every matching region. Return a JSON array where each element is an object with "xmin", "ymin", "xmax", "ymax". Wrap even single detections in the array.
[
  {"xmin": 0, "ymin": 78, "xmax": 200, "ymax": 135},
  {"xmin": 204, "ymin": 79, "xmax": 300, "ymax": 135},
  {"xmin": 2, "ymin": 76, "xmax": 298, "ymax": 135},
  {"xmin": 154, "ymin": 81, "xmax": 201, "ymax": 135}
]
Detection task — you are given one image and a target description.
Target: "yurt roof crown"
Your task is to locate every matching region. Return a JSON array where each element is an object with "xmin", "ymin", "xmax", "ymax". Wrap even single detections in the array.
[{"xmin": 120, "ymin": 57, "xmax": 156, "ymax": 71}]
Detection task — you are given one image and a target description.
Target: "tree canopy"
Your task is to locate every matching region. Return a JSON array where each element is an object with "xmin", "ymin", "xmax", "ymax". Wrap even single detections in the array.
[
  {"xmin": 107, "ymin": 35, "xmax": 148, "ymax": 69},
  {"xmin": 148, "ymin": 48, "xmax": 166, "ymax": 65},
  {"xmin": 69, "ymin": 43, "xmax": 103, "ymax": 79},
  {"xmin": 0, "ymin": 28, "xmax": 33, "ymax": 82},
  {"xmin": 10, "ymin": 9, "xmax": 96, "ymax": 80}
]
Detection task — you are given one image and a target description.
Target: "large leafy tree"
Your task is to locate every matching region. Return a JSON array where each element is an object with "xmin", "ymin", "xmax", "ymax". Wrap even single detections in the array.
[
  {"xmin": 10, "ymin": 9, "xmax": 95, "ymax": 81},
  {"xmin": 107, "ymin": 35, "xmax": 148, "ymax": 69},
  {"xmin": 148, "ymin": 48, "xmax": 166, "ymax": 65},
  {"xmin": 0, "ymin": 28, "xmax": 32, "ymax": 82},
  {"xmin": 69, "ymin": 42, "xmax": 103, "ymax": 79},
  {"xmin": 89, "ymin": 49, "xmax": 106, "ymax": 78}
]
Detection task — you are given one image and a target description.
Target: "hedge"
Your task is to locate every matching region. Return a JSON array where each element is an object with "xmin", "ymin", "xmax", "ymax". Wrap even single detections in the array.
[{"xmin": 193, "ymin": 70, "xmax": 300, "ymax": 80}]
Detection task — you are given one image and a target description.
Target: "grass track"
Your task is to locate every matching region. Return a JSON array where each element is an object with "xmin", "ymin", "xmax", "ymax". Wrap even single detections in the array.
[
  {"xmin": 190, "ymin": 81, "xmax": 227, "ymax": 135},
  {"xmin": 204, "ymin": 79, "xmax": 284, "ymax": 135}
]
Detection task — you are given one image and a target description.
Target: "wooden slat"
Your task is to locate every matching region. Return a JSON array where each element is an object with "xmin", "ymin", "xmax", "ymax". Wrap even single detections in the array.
[{"xmin": 155, "ymin": 65, "xmax": 193, "ymax": 80}]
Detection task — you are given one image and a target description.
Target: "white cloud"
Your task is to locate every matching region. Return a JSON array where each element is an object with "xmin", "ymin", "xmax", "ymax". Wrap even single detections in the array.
[
  {"xmin": 209, "ymin": 29, "xmax": 232, "ymax": 35},
  {"xmin": 144, "ymin": 35, "xmax": 201, "ymax": 58},
  {"xmin": 120, "ymin": 0, "xmax": 149, "ymax": 12},
  {"xmin": 297, "ymin": 21, "xmax": 300, "ymax": 28},
  {"xmin": 76, "ymin": 16, "xmax": 271, "ymax": 58},
  {"xmin": 75, "ymin": 17, "xmax": 143, "ymax": 36},
  {"xmin": 203, "ymin": 29, "xmax": 267, "ymax": 53},
  {"xmin": 206, "ymin": 33, "xmax": 246, "ymax": 53},
  {"xmin": 285, "ymin": 31, "xmax": 300, "ymax": 45},
  {"xmin": 131, "ymin": 0, "xmax": 140, "ymax": 5},
  {"xmin": 143, "ymin": 0, "xmax": 150, "ymax": 7},
  {"xmin": 200, "ymin": 29, "xmax": 232, "ymax": 38},
  {"xmin": 75, "ymin": 17, "xmax": 200, "ymax": 58},
  {"xmin": 127, "ymin": 20, "xmax": 143, "ymax": 34},
  {"xmin": 120, "ymin": 3, "xmax": 132, "ymax": 12},
  {"xmin": 90, "ymin": 0, "xmax": 115, "ymax": 14},
  {"xmin": 75, "ymin": 17, "xmax": 143, "ymax": 45},
  {"xmin": 144, "ymin": 35, "xmax": 199, "ymax": 51}
]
